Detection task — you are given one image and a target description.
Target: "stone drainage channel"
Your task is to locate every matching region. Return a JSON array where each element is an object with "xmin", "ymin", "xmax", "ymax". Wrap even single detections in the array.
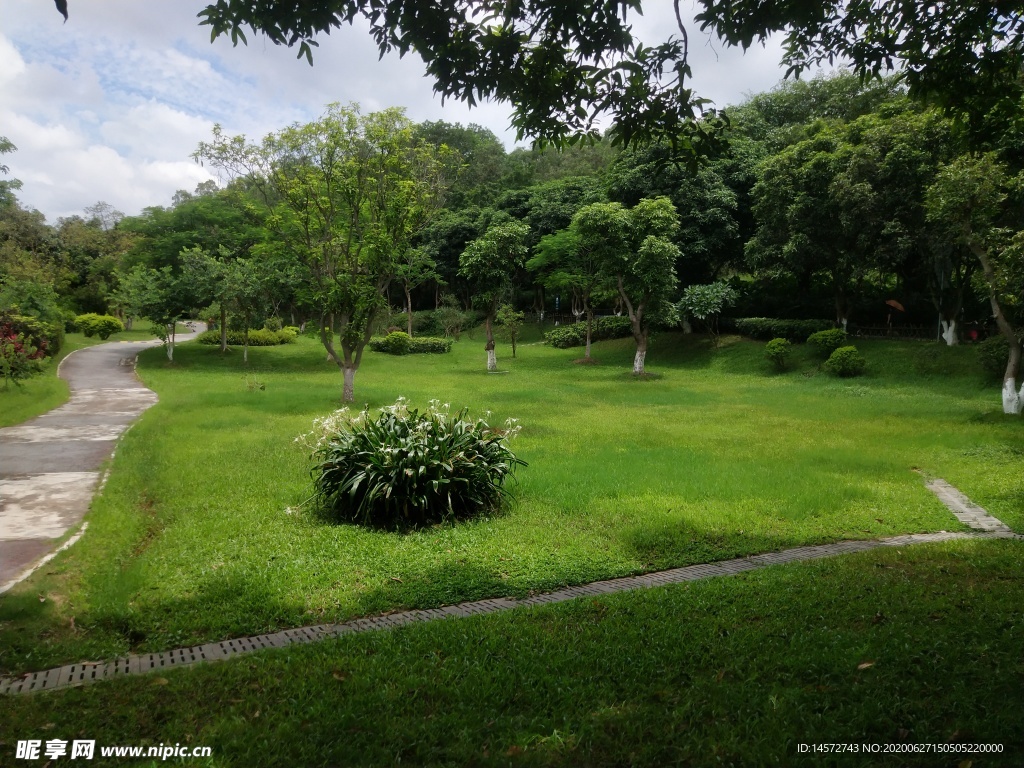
[{"xmin": 1, "ymin": 477, "xmax": 1019, "ymax": 696}]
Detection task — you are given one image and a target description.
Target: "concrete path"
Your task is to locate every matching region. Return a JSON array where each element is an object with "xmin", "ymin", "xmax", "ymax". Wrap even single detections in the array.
[
  {"xmin": 1, "ymin": 478, "xmax": 1018, "ymax": 696},
  {"xmin": 0, "ymin": 336, "xmax": 192, "ymax": 592}
]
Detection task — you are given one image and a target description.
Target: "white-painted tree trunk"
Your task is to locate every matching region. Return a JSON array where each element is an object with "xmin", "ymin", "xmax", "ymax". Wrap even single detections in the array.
[
  {"xmin": 940, "ymin": 319, "xmax": 959, "ymax": 346},
  {"xmin": 681, "ymin": 318, "xmax": 693, "ymax": 334},
  {"xmin": 165, "ymin": 323, "xmax": 175, "ymax": 361},
  {"xmin": 840, "ymin": 317, "xmax": 848, "ymax": 331},
  {"xmin": 487, "ymin": 349, "xmax": 497, "ymax": 371},
  {"xmin": 342, "ymin": 366, "xmax": 356, "ymax": 402},
  {"xmin": 633, "ymin": 348, "xmax": 646, "ymax": 375},
  {"xmin": 1002, "ymin": 378, "xmax": 1024, "ymax": 414}
]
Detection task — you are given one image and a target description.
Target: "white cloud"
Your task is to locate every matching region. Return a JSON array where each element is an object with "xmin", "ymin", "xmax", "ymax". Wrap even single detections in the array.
[{"xmin": 0, "ymin": 0, "xmax": 818, "ymax": 222}]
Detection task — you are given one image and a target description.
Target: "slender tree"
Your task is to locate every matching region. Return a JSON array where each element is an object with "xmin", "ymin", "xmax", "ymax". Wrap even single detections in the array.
[{"xmin": 195, "ymin": 104, "xmax": 456, "ymax": 401}]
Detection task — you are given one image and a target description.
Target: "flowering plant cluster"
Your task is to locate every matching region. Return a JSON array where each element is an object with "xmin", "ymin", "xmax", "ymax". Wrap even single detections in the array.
[{"xmin": 297, "ymin": 397, "xmax": 525, "ymax": 528}]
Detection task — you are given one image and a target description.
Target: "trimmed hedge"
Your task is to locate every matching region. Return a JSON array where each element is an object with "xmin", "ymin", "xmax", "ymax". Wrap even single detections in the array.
[
  {"xmin": 732, "ymin": 317, "xmax": 835, "ymax": 341},
  {"xmin": 369, "ymin": 334, "xmax": 453, "ymax": 354},
  {"xmin": 765, "ymin": 337, "xmax": 792, "ymax": 371},
  {"xmin": 196, "ymin": 329, "xmax": 296, "ymax": 346},
  {"xmin": 544, "ymin": 315, "xmax": 633, "ymax": 349},
  {"xmin": 75, "ymin": 313, "xmax": 124, "ymax": 340},
  {"xmin": 807, "ymin": 328, "xmax": 848, "ymax": 356},
  {"xmin": 824, "ymin": 345, "xmax": 867, "ymax": 377}
]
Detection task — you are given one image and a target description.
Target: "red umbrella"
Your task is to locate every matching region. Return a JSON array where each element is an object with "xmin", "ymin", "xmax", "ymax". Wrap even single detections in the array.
[{"xmin": 885, "ymin": 299, "xmax": 906, "ymax": 312}]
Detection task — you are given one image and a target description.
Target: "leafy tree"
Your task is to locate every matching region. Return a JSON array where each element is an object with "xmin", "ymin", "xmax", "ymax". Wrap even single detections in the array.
[
  {"xmin": 926, "ymin": 154, "xmax": 1024, "ymax": 414},
  {"xmin": 678, "ymin": 281, "xmax": 738, "ymax": 345},
  {"xmin": 195, "ymin": 104, "xmax": 456, "ymax": 402},
  {"xmin": 496, "ymin": 303, "xmax": 525, "ymax": 358},
  {"xmin": 0, "ymin": 137, "xmax": 22, "ymax": 210},
  {"xmin": 528, "ymin": 228, "xmax": 607, "ymax": 359},
  {"xmin": 395, "ymin": 247, "xmax": 439, "ymax": 336},
  {"xmin": 700, "ymin": 1, "xmax": 1024, "ymax": 132},
  {"xmin": 607, "ymin": 144, "xmax": 740, "ymax": 282},
  {"xmin": 63, "ymin": 3, "xmax": 1022, "ymax": 150},
  {"xmin": 459, "ymin": 220, "xmax": 530, "ymax": 371},
  {"xmin": 113, "ymin": 264, "xmax": 194, "ymax": 361},
  {"xmin": 573, "ymin": 198, "xmax": 681, "ymax": 375},
  {"xmin": 746, "ymin": 125, "xmax": 877, "ymax": 328}
]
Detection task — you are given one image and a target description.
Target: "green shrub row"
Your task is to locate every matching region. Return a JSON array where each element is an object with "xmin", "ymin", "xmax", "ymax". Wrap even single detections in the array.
[
  {"xmin": 733, "ymin": 317, "xmax": 835, "ymax": 341},
  {"xmin": 368, "ymin": 332, "xmax": 453, "ymax": 355},
  {"xmin": 195, "ymin": 328, "xmax": 297, "ymax": 346},
  {"xmin": 544, "ymin": 315, "xmax": 633, "ymax": 349},
  {"xmin": 74, "ymin": 313, "xmax": 124, "ymax": 340}
]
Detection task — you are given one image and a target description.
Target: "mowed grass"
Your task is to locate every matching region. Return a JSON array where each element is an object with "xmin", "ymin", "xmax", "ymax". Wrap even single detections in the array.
[
  {"xmin": 0, "ymin": 329, "xmax": 1021, "ymax": 676},
  {"xmin": 1, "ymin": 539, "xmax": 1022, "ymax": 767}
]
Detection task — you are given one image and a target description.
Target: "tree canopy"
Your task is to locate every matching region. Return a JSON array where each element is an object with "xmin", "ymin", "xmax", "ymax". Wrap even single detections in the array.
[{"xmin": 56, "ymin": 2, "xmax": 1024, "ymax": 152}]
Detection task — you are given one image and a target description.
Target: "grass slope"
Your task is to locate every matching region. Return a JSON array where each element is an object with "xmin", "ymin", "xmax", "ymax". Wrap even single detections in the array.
[
  {"xmin": 1, "ymin": 539, "xmax": 1021, "ymax": 767},
  {"xmin": 0, "ymin": 332, "xmax": 1020, "ymax": 681}
]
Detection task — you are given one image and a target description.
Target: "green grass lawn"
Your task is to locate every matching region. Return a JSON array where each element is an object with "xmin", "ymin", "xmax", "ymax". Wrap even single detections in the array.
[
  {"xmin": 1, "ymin": 539, "xmax": 1021, "ymax": 767},
  {"xmin": 0, "ymin": 326, "xmax": 165, "ymax": 428},
  {"xmin": 1, "ymin": 330, "xmax": 1020, "ymax": 680}
]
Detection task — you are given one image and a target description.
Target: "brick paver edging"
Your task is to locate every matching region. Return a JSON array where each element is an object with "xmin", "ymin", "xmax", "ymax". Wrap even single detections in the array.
[{"xmin": 1, "ymin": 480, "xmax": 1020, "ymax": 696}]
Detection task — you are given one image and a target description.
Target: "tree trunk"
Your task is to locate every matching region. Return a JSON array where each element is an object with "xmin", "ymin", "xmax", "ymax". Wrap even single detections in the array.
[
  {"xmin": 165, "ymin": 323, "xmax": 175, "ymax": 361},
  {"xmin": 485, "ymin": 312, "xmax": 497, "ymax": 371},
  {"xmin": 633, "ymin": 334, "xmax": 647, "ymax": 375},
  {"xmin": 585, "ymin": 307, "xmax": 593, "ymax": 358},
  {"xmin": 243, "ymin": 326, "xmax": 249, "ymax": 364},
  {"xmin": 219, "ymin": 306, "xmax": 228, "ymax": 353},
  {"xmin": 405, "ymin": 283, "xmax": 414, "ymax": 337},
  {"xmin": 342, "ymin": 365, "xmax": 356, "ymax": 403},
  {"xmin": 681, "ymin": 317, "xmax": 693, "ymax": 334},
  {"xmin": 940, "ymin": 319, "xmax": 959, "ymax": 346},
  {"xmin": 975, "ymin": 245, "xmax": 1023, "ymax": 414}
]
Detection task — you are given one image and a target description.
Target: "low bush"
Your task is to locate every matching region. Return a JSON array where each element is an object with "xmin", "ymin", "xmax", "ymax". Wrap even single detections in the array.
[
  {"xmin": 544, "ymin": 315, "xmax": 633, "ymax": 349},
  {"xmin": 0, "ymin": 311, "xmax": 59, "ymax": 358},
  {"xmin": 0, "ymin": 330, "xmax": 46, "ymax": 386},
  {"xmin": 369, "ymin": 334, "xmax": 452, "ymax": 354},
  {"xmin": 195, "ymin": 329, "xmax": 296, "ymax": 346},
  {"xmin": 824, "ymin": 345, "xmax": 867, "ymax": 377},
  {"xmin": 977, "ymin": 335, "xmax": 1011, "ymax": 380},
  {"xmin": 300, "ymin": 398, "xmax": 526, "ymax": 528},
  {"xmin": 733, "ymin": 317, "xmax": 835, "ymax": 341},
  {"xmin": 263, "ymin": 316, "xmax": 283, "ymax": 332},
  {"xmin": 372, "ymin": 331, "xmax": 412, "ymax": 355},
  {"xmin": 75, "ymin": 313, "xmax": 124, "ymax": 340},
  {"xmin": 764, "ymin": 338, "xmax": 792, "ymax": 371},
  {"xmin": 807, "ymin": 328, "xmax": 848, "ymax": 357}
]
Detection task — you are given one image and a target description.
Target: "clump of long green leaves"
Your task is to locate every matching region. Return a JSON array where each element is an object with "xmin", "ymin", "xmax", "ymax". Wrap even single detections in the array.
[{"xmin": 297, "ymin": 398, "xmax": 525, "ymax": 528}]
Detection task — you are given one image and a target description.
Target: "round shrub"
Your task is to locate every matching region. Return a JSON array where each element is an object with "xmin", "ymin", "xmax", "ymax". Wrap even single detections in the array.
[
  {"xmin": 807, "ymin": 328, "xmax": 848, "ymax": 357},
  {"xmin": 764, "ymin": 337, "xmax": 791, "ymax": 371},
  {"xmin": 977, "ymin": 335, "xmax": 1010, "ymax": 380},
  {"xmin": 374, "ymin": 331, "xmax": 412, "ymax": 355},
  {"xmin": 301, "ymin": 398, "xmax": 526, "ymax": 528},
  {"xmin": 75, "ymin": 313, "xmax": 123, "ymax": 340},
  {"xmin": 824, "ymin": 345, "xmax": 866, "ymax": 377}
]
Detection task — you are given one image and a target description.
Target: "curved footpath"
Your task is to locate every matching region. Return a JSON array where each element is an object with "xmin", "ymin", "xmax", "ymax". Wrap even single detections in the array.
[
  {"xmin": 0, "ymin": 335, "xmax": 193, "ymax": 592},
  {"xmin": 0, "ymin": 338, "xmax": 1019, "ymax": 695}
]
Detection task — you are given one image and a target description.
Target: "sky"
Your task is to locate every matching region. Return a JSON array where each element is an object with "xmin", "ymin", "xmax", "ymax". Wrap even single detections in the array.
[{"xmin": 1, "ymin": 1, "xmax": 819, "ymax": 222}]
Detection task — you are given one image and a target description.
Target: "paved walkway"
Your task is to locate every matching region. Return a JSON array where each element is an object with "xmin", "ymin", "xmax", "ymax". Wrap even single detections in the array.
[
  {"xmin": 0, "ymin": 335, "xmax": 194, "ymax": 592},
  {"xmin": 1, "ymin": 477, "xmax": 1018, "ymax": 696}
]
